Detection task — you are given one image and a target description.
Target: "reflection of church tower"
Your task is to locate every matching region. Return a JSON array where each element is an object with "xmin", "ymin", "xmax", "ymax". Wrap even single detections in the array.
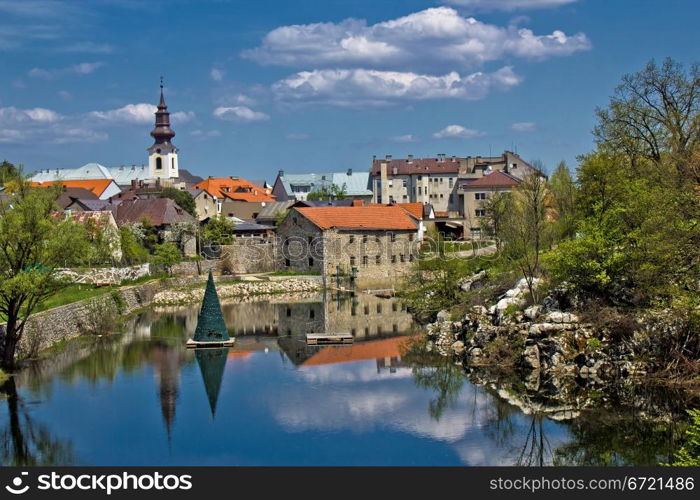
[
  {"xmin": 148, "ymin": 78, "xmax": 179, "ymax": 179},
  {"xmin": 152, "ymin": 344, "xmax": 181, "ymax": 442}
]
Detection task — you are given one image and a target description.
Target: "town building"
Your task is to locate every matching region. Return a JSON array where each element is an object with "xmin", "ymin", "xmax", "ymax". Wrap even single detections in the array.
[
  {"xmin": 370, "ymin": 151, "xmax": 542, "ymax": 236},
  {"xmin": 194, "ymin": 176, "xmax": 277, "ymax": 221},
  {"xmin": 272, "ymin": 169, "xmax": 373, "ymax": 202},
  {"xmin": 458, "ymin": 170, "xmax": 522, "ymax": 237},
  {"xmin": 31, "ymin": 179, "xmax": 122, "ymax": 200},
  {"xmin": 276, "ymin": 205, "xmax": 419, "ymax": 284}
]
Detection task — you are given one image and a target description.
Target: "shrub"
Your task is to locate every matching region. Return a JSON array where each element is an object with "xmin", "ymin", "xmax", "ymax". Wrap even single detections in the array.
[{"xmin": 671, "ymin": 409, "xmax": 700, "ymax": 466}]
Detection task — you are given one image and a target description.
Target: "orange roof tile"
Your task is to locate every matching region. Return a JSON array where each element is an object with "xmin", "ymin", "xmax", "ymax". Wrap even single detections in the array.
[
  {"xmin": 31, "ymin": 179, "xmax": 116, "ymax": 197},
  {"xmin": 296, "ymin": 206, "xmax": 418, "ymax": 231},
  {"xmin": 194, "ymin": 177, "xmax": 276, "ymax": 202},
  {"xmin": 396, "ymin": 203, "xmax": 424, "ymax": 220},
  {"xmin": 301, "ymin": 336, "xmax": 410, "ymax": 367}
]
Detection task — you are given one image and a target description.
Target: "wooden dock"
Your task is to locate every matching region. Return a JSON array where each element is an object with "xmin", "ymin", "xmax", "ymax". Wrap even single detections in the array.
[
  {"xmin": 306, "ymin": 333, "xmax": 354, "ymax": 345},
  {"xmin": 186, "ymin": 338, "xmax": 236, "ymax": 349}
]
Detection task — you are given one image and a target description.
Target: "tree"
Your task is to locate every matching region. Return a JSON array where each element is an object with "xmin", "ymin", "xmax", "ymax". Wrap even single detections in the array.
[
  {"xmin": 548, "ymin": 161, "xmax": 577, "ymax": 240},
  {"xmin": 481, "ymin": 192, "xmax": 512, "ymax": 250},
  {"xmin": 119, "ymin": 226, "xmax": 149, "ymax": 265},
  {"xmin": 159, "ymin": 187, "xmax": 197, "ymax": 218},
  {"xmin": 500, "ymin": 173, "xmax": 551, "ymax": 303},
  {"xmin": 671, "ymin": 409, "xmax": 700, "ymax": 466},
  {"xmin": 306, "ymin": 183, "xmax": 347, "ymax": 201},
  {"xmin": 0, "ymin": 161, "xmax": 22, "ymax": 185},
  {"xmin": 0, "ymin": 184, "xmax": 89, "ymax": 368},
  {"xmin": 274, "ymin": 209, "xmax": 289, "ymax": 226},
  {"xmin": 594, "ymin": 58, "xmax": 700, "ymax": 179},
  {"xmin": 153, "ymin": 242, "xmax": 181, "ymax": 275},
  {"xmin": 201, "ymin": 215, "xmax": 235, "ymax": 245}
]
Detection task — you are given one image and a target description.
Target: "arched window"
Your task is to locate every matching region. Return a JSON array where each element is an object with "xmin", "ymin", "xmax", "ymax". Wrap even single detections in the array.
[
  {"xmin": 156, "ymin": 157, "xmax": 162, "ymax": 170},
  {"xmin": 171, "ymin": 157, "xmax": 176, "ymax": 169}
]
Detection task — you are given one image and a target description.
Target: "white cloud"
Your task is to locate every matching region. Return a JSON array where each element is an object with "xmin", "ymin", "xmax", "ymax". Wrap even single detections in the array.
[
  {"xmin": 89, "ymin": 103, "xmax": 194, "ymax": 124},
  {"xmin": 272, "ymin": 66, "xmax": 521, "ymax": 107},
  {"xmin": 210, "ymin": 68, "xmax": 225, "ymax": 82},
  {"xmin": 511, "ymin": 121, "xmax": 536, "ymax": 132},
  {"xmin": 55, "ymin": 41, "xmax": 114, "ymax": 54},
  {"xmin": 213, "ymin": 106, "xmax": 270, "ymax": 121},
  {"xmin": 243, "ymin": 7, "xmax": 590, "ymax": 72},
  {"xmin": 57, "ymin": 90, "xmax": 72, "ymax": 100},
  {"xmin": 0, "ymin": 106, "xmax": 106, "ymax": 144},
  {"xmin": 433, "ymin": 124, "xmax": 484, "ymax": 139},
  {"xmin": 28, "ymin": 61, "xmax": 105, "ymax": 79},
  {"xmin": 391, "ymin": 134, "xmax": 417, "ymax": 143},
  {"xmin": 190, "ymin": 129, "xmax": 222, "ymax": 139},
  {"xmin": 444, "ymin": 0, "xmax": 578, "ymax": 12}
]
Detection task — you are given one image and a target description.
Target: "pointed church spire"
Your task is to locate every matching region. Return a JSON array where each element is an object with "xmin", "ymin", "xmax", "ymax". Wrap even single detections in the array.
[{"xmin": 150, "ymin": 77, "xmax": 176, "ymax": 147}]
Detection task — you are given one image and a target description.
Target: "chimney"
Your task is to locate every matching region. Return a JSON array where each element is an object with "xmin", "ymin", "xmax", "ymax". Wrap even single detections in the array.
[
  {"xmin": 278, "ymin": 169, "xmax": 285, "ymax": 177},
  {"xmin": 408, "ymin": 154, "xmax": 413, "ymax": 164},
  {"xmin": 131, "ymin": 179, "xmax": 137, "ymax": 189},
  {"xmin": 347, "ymin": 168, "xmax": 352, "ymax": 176},
  {"xmin": 385, "ymin": 154, "xmax": 392, "ymax": 161}
]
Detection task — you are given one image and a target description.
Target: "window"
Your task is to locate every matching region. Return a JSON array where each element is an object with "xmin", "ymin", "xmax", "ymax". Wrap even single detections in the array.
[
  {"xmin": 418, "ymin": 187, "xmax": 422, "ymax": 195},
  {"xmin": 362, "ymin": 255, "xmax": 368, "ymax": 266},
  {"xmin": 351, "ymin": 306, "xmax": 356, "ymax": 317},
  {"xmin": 364, "ymin": 306, "xmax": 369, "ymax": 315},
  {"xmin": 285, "ymin": 258, "xmax": 291, "ymax": 267},
  {"xmin": 375, "ymin": 235, "xmax": 380, "ymax": 243},
  {"xmin": 440, "ymin": 177, "xmax": 443, "ymax": 183},
  {"xmin": 409, "ymin": 254, "xmax": 415, "ymax": 262},
  {"xmin": 440, "ymin": 194, "xmax": 444, "ymax": 198},
  {"xmin": 475, "ymin": 193, "xmax": 487, "ymax": 200},
  {"xmin": 409, "ymin": 234, "xmax": 414, "ymax": 242},
  {"xmin": 155, "ymin": 157, "xmax": 162, "ymax": 170},
  {"xmin": 364, "ymin": 327, "xmax": 370, "ymax": 336},
  {"xmin": 309, "ymin": 309, "xmax": 315, "ymax": 319},
  {"xmin": 390, "ymin": 233, "xmax": 396, "ymax": 242},
  {"xmin": 308, "ymin": 257, "xmax": 314, "ymax": 266},
  {"xmin": 349, "ymin": 235, "xmax": 355, "ymax": 244},
  {"xmin": 375, "ymin": 255, "xmax": 381, "ymax": 265},
  {"xmin": 391, "ymin": 255, "xmax": 396, "ymax": 263},
  {"xmin": 376, "ymin": 304, "xmax": 382, "ymax": 313},
  {"xmin": 362, "ymin": 234, "xmax": 368, "ymax": 243},
  {"xmin": 402, "ymin": 180, "xmax": 407, "ymax": 188},
  {"xmin": 400, "ymin": 254, "xmax": 405, "ymax": 263},
  {"xmin": 388, "ymin": 180, "xmax": 393, "ymax": 188},
  {"xmin": 171, "ymin": 158, "xmax": 176, "ymax": 169},
  {"xmin": 393, "ymin": 324, "xmax": 398, "ymax": 333},
  {"xmin": 449, "ymin": 178, "xmax": 454, "ymax": 188},
  {"xmin": 475, "ymin": 209, "xmax": 486, "ymax": 217},
  {"xmin": 286, "ymin": 308, "xmax": 291, "ymax": 317},
  {"xmin": 350, "ymin": 256, "xmax": 356, "ymax": 267},
  {"xmin": 403, "ymin": 195, "xmax": 408, "ymax": 200}
]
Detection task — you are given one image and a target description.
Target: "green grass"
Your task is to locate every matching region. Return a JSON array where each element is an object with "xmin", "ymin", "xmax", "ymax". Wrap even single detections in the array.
[{"xmin": 267, "ymin": 270, "xmax": 321, "ymax": 277}]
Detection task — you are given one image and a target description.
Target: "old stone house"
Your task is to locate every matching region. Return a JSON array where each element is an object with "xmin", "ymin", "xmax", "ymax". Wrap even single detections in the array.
[
  {"xmin": 276, "ymin": 205, "xmax": 419, "ymax": 284},
  {"xmin": 194, "ymin": 176, "xmax": 276, "ymax": 221},
  {"xmin": 64, "ymin": 210, "xmax": 123, "ymax": 262}
]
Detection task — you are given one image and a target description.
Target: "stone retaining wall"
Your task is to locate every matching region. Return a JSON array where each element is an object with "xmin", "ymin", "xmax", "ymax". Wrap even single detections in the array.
[{"xmin": 57, "ymin": 263, "xmax": 151, "ymax": 285}]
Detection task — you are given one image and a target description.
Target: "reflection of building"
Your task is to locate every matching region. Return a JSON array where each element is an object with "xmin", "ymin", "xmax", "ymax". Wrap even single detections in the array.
[
  {"xmin": 151, "ymin": 340, "xmax": 190, "ymax": 441},
  {"xmin": 301, "ymin": 336, "xmax": 409, "ymax": 370}
]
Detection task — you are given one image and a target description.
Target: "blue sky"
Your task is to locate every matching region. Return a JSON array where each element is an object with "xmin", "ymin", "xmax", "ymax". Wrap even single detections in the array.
[{"xmin": 1, "ymin": 0, "xmax": 698, "ymax": 181}]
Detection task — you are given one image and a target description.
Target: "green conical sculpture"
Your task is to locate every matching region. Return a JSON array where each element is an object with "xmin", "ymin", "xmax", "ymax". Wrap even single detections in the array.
[
  {"xmin": 195, "ymin": 348, "xmax": 228, "ymax": 417},
  {"xmin": 186, "ymin": 270, "xmax": 234, "ymax": 347}
]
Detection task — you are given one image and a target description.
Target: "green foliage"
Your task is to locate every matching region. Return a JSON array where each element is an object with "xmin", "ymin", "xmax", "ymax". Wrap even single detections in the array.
[
  {"xmin": 119, "ymin": 226, "xmax": 149, "ymax": 265},
  {"xmin": 548, "ymin": 161, "xmax": 577, "ymax": 240},
  {"xmin": 0, "ymin": 183, "xmax": 91, "ymax": 367},
  {"xmin": 274, "ymin": 209, "xmax": 289, "ymax": 226},
  {"xmin": 159, "ymin": 187, "xmax": 197, "ymax": 218},
  {"xmin": 202, "ymin": 215, "xmax": 235, "ymax": 245},
  {"xmin": 153, "ymin": 242, "xmax": 181, "ymax": 274},
  {"xmin": 671, "ymin": 409, "xmax": 700, "ymax": 466},
  {"xmin": 0, "ymin": 160, "xmax": 22, "ymax": 184},
  {"xmin": 306, "ymin": 183, "xmax": 347, "ymax": 201}
]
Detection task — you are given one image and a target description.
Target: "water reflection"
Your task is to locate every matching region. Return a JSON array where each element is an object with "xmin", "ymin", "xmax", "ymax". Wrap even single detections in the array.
[{"xmin": 0, "ymin": 293, "xmax": 684, "ymax": 465}]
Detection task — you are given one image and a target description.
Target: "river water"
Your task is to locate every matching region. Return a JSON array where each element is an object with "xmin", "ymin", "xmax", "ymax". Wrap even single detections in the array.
[{"xmin": 0, "ymin": 293, "xmax": 683, "ymax": 466}]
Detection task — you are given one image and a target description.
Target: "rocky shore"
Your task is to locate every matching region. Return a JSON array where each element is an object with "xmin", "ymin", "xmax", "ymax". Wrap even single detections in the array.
[
  {"xmin": 426, "ymin": 277, "xmax": 648, "ymax": 384},
  {"xmin": 153, "ymin": 278, "xmax": 322, "ymax": 306}
]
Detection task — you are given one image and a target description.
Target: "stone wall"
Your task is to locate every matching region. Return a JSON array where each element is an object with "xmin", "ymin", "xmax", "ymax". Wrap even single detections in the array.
[
  {"xmin": 220, "ymin": 241, "xmax": 277, "ymax": 274},
  {"xmin": 57, "ymin": 263, "xmax": 151, "ymax": 285},
  {"xmin": 169, "ymin": 259, "xmax": 220, "ymax": 276}
]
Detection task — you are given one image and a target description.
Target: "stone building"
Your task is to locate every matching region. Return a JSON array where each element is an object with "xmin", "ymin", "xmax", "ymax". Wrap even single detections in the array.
[{"xmin": 276, "ymin": 205, "xmax": 419, "ymax": 284}]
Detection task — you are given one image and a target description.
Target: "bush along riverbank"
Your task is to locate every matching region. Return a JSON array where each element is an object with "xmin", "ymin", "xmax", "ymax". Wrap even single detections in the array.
[{"xmin": 416, "ymin": 272, "xmax": 699, "ymax": 419}]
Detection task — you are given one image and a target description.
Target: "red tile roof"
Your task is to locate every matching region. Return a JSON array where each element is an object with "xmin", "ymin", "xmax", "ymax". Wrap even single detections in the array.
[
  {"xmin": 194, "ymin": 177, "xmax": 276, "ymax": 202},
  {"xmin": 301, "ymin": 336, "xmax": 410, "ymax": 367},
  {"xmin": 461, "ymin": 170, "xmax": 521, "ymax": 189},
  {"xmin": 295, "ymin": 206, "xmax": 418, "ymax": 231},
  {"xmin": 371, "ymin": 158, "xmax": 460, "ymax": 176},
  {"xmin": 31, "ymin": 179, "xmax": 116, "ymax": 197}
]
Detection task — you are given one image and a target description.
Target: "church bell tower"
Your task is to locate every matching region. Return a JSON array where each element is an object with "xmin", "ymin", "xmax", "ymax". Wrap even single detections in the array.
[{"xmin": 148, "ymin": 78, "xmax": 179, "ymax": 179}]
